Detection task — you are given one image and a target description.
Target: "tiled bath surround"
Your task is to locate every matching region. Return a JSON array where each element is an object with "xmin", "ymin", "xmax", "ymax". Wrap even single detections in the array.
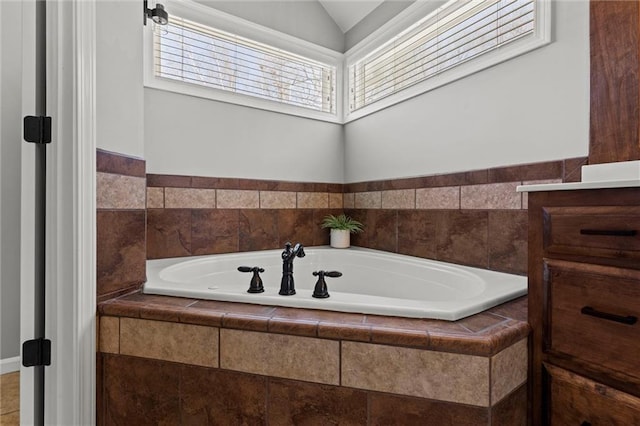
[
  {"xmin": 98, "ymin": 293, "xmax": 529, "ymax": 425},
  {"xmin": 344, "ymin": 157, "xmax": 587, "ymax": 275},
  {"xmin": 96, "ymin": 150, "xmax": 583, "ymax": 423},
  {"xmin": 96, "ymin": 150, "xmax": 147, "ymax": 301},
  {"xmin": 146, "ymin": 174, "xmax": 343, "ymax": 259}
]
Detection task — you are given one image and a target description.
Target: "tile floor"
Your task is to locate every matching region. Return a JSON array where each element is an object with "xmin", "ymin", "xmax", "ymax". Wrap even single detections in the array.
[{"xmin": 0, "ymin": 372, "xmax": 19, "ymax": 425}]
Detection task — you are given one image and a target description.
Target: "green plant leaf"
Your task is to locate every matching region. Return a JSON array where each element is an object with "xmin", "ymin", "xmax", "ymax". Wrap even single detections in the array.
[{"xmin": 320, "ymin": 214, "xmax": 364, "ymax": 233}]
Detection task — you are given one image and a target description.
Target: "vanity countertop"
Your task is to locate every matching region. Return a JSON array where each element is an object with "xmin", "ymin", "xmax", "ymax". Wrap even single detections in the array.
[
  {"xmin": 517, "ymin": 179, "xmax": 640, "ymax": 192},
  {"xmin": 518, "ymin": 160, "xmax": 640, "ymax": 192}
]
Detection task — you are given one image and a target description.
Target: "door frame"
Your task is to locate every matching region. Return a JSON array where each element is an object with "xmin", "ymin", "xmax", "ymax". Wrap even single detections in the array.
[{"xmin": 20, "ymin": 0, "xmax": 96, "ymax": 424}]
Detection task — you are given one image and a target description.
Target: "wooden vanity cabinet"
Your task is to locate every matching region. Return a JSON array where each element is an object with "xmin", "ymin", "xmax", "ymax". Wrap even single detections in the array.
[{"xmin": 528, "ymin": 187, "xmax": 640, "ymax": 425}]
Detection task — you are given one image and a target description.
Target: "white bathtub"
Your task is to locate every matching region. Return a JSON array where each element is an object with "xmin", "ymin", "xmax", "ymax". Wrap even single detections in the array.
[{"xmin": 144, "ymin": 247, "xmax": 527, "ymax": 321}]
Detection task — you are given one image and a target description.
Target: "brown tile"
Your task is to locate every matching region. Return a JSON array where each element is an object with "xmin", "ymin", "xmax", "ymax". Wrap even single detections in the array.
[
  {"xmin": 397, "ymin": 210, "xmax": 440, "ymax": 259},
  {"xmin": 164, "ymin": 187, "xmax": 216, "ymax": 209},
  {"xmin": 343, "ymin": 193, "xmax": 355, "ymax": 209},
  {"xmin": 220, "ymin": 329, "xmax": 340, "ymax": 384},
  {"xmin": 116, "ymin": 292, "xmax": 197, "ymax": 307},
  {"xmin": 260, "ymin": 191, "xmax": 296, "ymax": 209},
  {"xmin": 563, "ymin": 156, "xmax": 588, "ymax": 183},
  {"xmin": 422, "ymin": 169, "xmax": 488, "ymax": 187},
  {"xmin": 415, "ymin": 186, "xmax": 460, "ymax": 209},
  {"xmin": 436, "ymin": 210, "xmax": 488, "ymax": 268},
  {"xmin": 120, "ymin": 318, "xmax": 218, "ymax": 367},
  {"xmin": 359, "ymin": 210, "xmax": 397, "ymax": 252},
  {"xmin": 191, "ymin": 176, "xmax": 238, "ymax": 189},
  {"xmin": 297, "ymin": 192, "xmax": 329, "ymax": 209},
  {"xmin": 461, "ymin": 182, "xmax": 521, "ymax": 210},
  {"xmin": 179, "ymin": 307, "xmax": 225, "ymax": 327},
  {"xmin": 328, "ymin": 192, "xmax": 343, "ymax": 208},
  {"xmin": 0, "ymin": 411, "xmax": 19, "ymax": 425},
  {"xmin": 146, "ymin": 173, "xmax": 192, "ymax": 188},
  {"xmin": 190, "ymin": 299, "xmax": 277, "ymax": 316},
  {"xmin": 97, "ymin": 149, "xmax": 145, "ymax": 177},
  {"xmin": 381, "ymin": 189, "xmax": 415, "ymax": 209},
  {"xmin": 369, "ymin": 393, "xmax": 489, "ymax": 426},
  {"xmin": 277, "ymin": 210, "xmax": 315, "ymax": 247},
  {"xmin": 354, "ymin": 191, "xmax": 381, "ymax": 209},
  {"xmin": 268, "ymin": 318, "xmax": 318, "ymax": 336},
  {"xmin": 191, "ymin": 209, "xmax": 239, "ymax": 255},
  {"xmin": 488, "ymin": 210, "xmax": 528, "ymax": 274},
  {"xmin": 0, "ymin": 372, "xmax": 19, "ymax": 416},
  {"xmin": 487, "ymin": 296, "xmax": 527, "ymax": 322},
  {"xmin": 312, "ymin": 209, "xmax": 342, "ymax": 246},
  {"xmin": 491, "ymin": 338, "xmax": 527, "ymax": 405},
  {"xmin": 488, "ymin": 160, "xmax": 563, "ymax": 183},
  {"xmin": 97, "ymin": 210, "xmax": 146, "ymax": 297},
  {"xmin": 103, "ymin": 354, "xmax": 180, "ymax": 425},
  {"xmin": 146, "ymin": 187, "xmax": 164, "ymax": 208},
  {"xmin": 239, "ymin": 209, "xmax": 278, "ymax": 251},
  {"xmin": 268, "ymin": 379, "xmax": 367, "ymax": 425},
  {"xmin": 138, "ymin": 304, "xmax": 185, "ymax": 322},
  {"xmin": 341, "ymin": 341, "xmax": 490, "ymax": 406},
  {"xmin": 370, "ymin": 327, "xmax": 429, "ymax": 348},
  {"xmin": 427, "ymin": 331, "xmax": 493, "ymax": 356},
  {"xmin": 382, "ymin": 176, "xmax": 423, "ymax": 190},
  {"xmin": 146, "ymin": 208, "xmax": 191, "ymax": 259},
  {"xmin": 327, "ymin": 183, "xmax": 344, "ymax": 193},
  {"xmin": 98, "ymin": 300, "xmax": 143, "ymax": 318},
  {"xmin": 222, "ymin": 313, "xmax": 271, "ymax": 332},
  {"xmin": 99, "ymin": 316, "xmax": 120, "ymax": 354},
  {"xmin": 271, "ymin": 307, "xmax": 365, "ymax": 324},
  {"xmin": 180, "ymin": 366, "xmax": 267, "ymax": 425},
  {"xmin": 267, "ymin": 308, "xmax": 368, "ymax": 341},
  {"xmin": 97, "ymin": 284, "xmax": 143, "ymax": 304},
  {"xmin": 345, "ymin": 180, "xmax": 384, "ymax": 193},
  {"xmin": 457, "ymin": 311, "xmax": 509, "ymax": 334},
  {"xmin": 490, "ymin": 384, "xmax": 527, "ymax": 425},
  {"xmin": 217, "ymin": 189, "xmax": 259, "ymax": 209},
  {"xmin": 97, "ymin": 173, "xmax": 146, "ymax": 209},
  {"xmin": 317, "ymin": 322, "xmax": 371, "ymax": 341}
]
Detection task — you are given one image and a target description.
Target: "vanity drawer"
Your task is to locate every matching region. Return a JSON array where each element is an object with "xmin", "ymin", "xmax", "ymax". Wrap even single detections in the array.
[
  {"xmin": 546, "ymin": 364, "xmax": 640, "ymax": 425},
  {"xmin": 545, "ymin": 260, "xmax": 640, "ymax": 378},
  {"xmin": 543, "ymin": 206, "xmax": 640, "ymax": 264}
]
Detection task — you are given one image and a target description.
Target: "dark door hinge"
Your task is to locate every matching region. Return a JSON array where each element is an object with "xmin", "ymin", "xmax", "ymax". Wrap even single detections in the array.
[
  {"xmin": 23, "ymin": 116, "xmax": 52, "ymax": 144},
  {"xmin": 22, "ymin": 338, "xmax": 52, "ymax": 367}
]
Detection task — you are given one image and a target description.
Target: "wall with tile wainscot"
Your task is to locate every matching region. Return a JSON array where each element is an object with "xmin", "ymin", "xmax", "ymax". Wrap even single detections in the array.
[
  {"xmin": 96, "ymin": 150, "xmax": 147, "ymax": 301},
  {"xmin": 344, "ymin": 157, "xmax": 587, "ymax": 275},
  {"xmin": 146, "ymin": 174, "xmax": 344, "ymax": 259}
]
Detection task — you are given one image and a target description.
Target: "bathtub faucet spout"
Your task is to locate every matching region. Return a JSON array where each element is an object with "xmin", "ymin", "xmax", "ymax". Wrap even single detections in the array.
[{"xmin": 279, "ymin": 242, "xmax": 305, "ymax": 295}]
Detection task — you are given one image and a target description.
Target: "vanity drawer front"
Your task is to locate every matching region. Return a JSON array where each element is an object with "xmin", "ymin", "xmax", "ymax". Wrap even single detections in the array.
[
  {"xmin": 545, "ymin": 260, "xmax": 640, "ymax": 378},
  {"xmin": 546, "ymin": 364, "xmax": 640, "ymax": 426},
  {"xmin": 543, "ymin": 206, "xmax": 640, "ymax": 263}
]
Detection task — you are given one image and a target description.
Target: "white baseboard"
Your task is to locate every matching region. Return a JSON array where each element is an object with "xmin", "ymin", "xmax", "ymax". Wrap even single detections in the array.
[{"xmin": 0, "ymin": 356, "xmax": 20, "ymax": 374}]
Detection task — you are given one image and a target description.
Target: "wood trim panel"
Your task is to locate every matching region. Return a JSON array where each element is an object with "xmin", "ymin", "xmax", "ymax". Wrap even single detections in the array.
[{"xmin": 590, "ymin": 1, "xmax": 640, "ymax": 163}]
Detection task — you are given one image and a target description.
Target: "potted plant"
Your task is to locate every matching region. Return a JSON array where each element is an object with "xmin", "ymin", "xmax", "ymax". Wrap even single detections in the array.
[{"xmin": 321, "ymin": 214, "xmax": 364, "ymax": 248}]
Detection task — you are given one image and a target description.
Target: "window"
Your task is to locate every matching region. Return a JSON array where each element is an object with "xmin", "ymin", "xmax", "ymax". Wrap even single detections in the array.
[
  {"xmin": 145, "ymin": 0, "xmax": 550, "ymax": 123},
  {"xmin": 345, "ymin": 0, "xmax": 550, "ymax": 120},
  {"xmin": 155, "ymin": 17, "xmax": 335, "ymax": 114},
  {"xmin": 144, "ymin": 0, "xmax": 342, "ymax": 122}
]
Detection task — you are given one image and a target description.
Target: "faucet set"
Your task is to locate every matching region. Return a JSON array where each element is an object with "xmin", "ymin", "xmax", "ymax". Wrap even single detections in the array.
[{"xmin": 237, "ymin": 242, "xmax": 341, "ymax": 298}]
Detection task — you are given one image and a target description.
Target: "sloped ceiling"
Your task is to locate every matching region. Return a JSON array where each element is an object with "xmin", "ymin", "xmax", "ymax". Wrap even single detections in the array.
[{"xmin": 318, "ymin": 0, "xmax": 385, "ymax": 33}]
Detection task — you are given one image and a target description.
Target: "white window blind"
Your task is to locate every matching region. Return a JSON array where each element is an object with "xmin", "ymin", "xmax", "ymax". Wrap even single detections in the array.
[
  {"xmin": 154, "ymin": 16, "xmax": 336, "ymax": 114},
  {"xmin": 348, "ymin": 0, "xmax": 536, "ymax": 112}
]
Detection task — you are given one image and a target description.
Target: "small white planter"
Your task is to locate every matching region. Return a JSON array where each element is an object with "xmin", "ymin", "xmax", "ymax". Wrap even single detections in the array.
[{"xmin": 330, "ymin": 229, "xmax": 351, "ymax": 248}]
